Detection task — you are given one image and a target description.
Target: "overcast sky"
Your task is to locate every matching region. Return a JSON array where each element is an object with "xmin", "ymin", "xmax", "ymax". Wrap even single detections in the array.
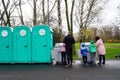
[
  {"xmin": 101, "ymin": 0, "xmax": 120, "ymax": 25},
  {"xmin": 16, "ymin": 0, "xmax": 120, "ymax": 26},
  {"xmin": 1, "ymin": 0, "xmax": 120, "ymax": 33},
  {"xmin": 72, "ymin": 0, "xmax": 120, "ymax": 33}
]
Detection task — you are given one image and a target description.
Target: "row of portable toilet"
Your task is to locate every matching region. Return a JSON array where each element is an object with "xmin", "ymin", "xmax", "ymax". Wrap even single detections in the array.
[{"xmin": 0, "ymin": 25, "xmax": 53, "ymax": 63}]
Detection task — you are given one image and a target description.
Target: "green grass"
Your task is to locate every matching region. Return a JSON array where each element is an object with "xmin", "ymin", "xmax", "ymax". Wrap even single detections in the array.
[
  {"xmin": 105, "ymin": 43, "xmax": 120, "ymax": 59},
  {"xmin": 73, "ymin": 43, "xmax": 120, "ymax": 60}
]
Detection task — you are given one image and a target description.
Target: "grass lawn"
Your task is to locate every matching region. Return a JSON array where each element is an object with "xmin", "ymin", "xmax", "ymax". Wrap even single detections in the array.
[{"xmin": 73, "ymin": 43, "xmax": 120, "ymax": 60}]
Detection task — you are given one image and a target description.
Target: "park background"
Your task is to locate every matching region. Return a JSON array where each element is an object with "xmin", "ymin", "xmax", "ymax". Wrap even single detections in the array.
[
  {"xmin": 0, "ymin": 0, "xmax": 120, "ymax": 60},
  {"xmin": 74, "ymin": 43, "xmax": 120, "ymax": 60}
]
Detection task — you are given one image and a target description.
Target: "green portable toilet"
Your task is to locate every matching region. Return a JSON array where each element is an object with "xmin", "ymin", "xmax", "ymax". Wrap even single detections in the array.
[
  {"xmin": 0, "ymin": 27, "xmax": 12, "ymax": 63},
  {"xmin": 13, "ymin": 26, "xmax": 31, "ymax": 63},
  {"xmin": 32, "ymin": 25, "xmax": 52, "ymax": 63}
]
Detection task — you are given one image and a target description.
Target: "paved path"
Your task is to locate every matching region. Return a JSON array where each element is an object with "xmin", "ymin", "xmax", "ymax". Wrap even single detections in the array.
[{"xmin": 0, "ymin": 60, "xmax": 120, "ymax": 80}]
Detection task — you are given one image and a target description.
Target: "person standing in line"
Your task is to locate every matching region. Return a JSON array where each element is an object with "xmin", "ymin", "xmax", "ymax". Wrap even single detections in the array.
[
  {"xmin": 61, "ymin": 43, "xmax": 66, "ymax": 65},
  {"xmin": 88, "ymin": 40, "xmax": 97, "ymax": 65},
  {"xmin": 80, "ymin": 43, "xmax": 88, "ymax": 65},
  {"xmin": 63, "ymin": 32, "xmax": 75, "ymax": 67},
  {"xmin": 95, "ymin": 36, "xmax": 106, "ymax": 66}
]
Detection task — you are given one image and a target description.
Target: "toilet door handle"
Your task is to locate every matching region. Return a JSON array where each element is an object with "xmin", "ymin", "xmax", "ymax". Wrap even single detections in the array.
[
  {"xmin": 24, "ymin": 45, "xmax": 28, "ymax": 47},
  {"xmin": 6, "ymin": 45, "xmax": 9, "ymax": 48},
  {"xmin": 43, "ymin": 45, "xmax": 47, "ymax": 47}
]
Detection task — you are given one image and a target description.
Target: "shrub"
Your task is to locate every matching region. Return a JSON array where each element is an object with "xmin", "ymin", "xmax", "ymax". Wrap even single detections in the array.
[{"xmin": 107, "ymin": 39, "xmax": 120, "ymax": 43}]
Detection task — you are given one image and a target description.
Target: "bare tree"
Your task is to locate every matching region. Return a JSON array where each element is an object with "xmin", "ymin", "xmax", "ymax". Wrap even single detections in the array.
[
  {"xmin": 34, "ymin": 0, "xmax": 57, "ymax": 25},
  {"xmin": 19, "ymin": 0, "xmax": 24, "ymax": 25},
  {"xmin": 114, "ymin": 4, "xmax": 120, "ymax": 26},
  {"xmin": 42, "ymin": 0, "xmax": 46, "ymax": 24},
  {"xmin": 47, "ymin": 0, "xmax": 57, "ymax": 26},
  {"xmin": 57, "ymin": 0, "xmax": 62, "ymax": 31},
  {"xmin": 57, "ymin": 0, "xmax": 62, "ymax": 41},
  {"xmin": 0, "ymin": 8, "xmax": 5, "ymax": 26},
  {"xmin": 33, "ymin": 0, "xmax": 37, "ymax": 25},
  {"xmin": 75, "ymin": 0, "xmax": 109, "ymax": 42},
  {"xmin": 64, "ymin": 0, "xmax": 75, "ymax": 35},
  {"xmin": 1, "ymin": 0, "xmax": 11, "ymax": 26},
  {"xmin": 1, "ymin": 0, "xmax": 19, "ymax": 27}
]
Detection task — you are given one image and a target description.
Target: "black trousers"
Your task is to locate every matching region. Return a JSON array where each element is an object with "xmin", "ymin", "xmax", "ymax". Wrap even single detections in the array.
[
  {"xmin": 99, "ymin": 55, "xmax": 105, "ymax": 64},
  {"xmin": 66, "ymin": 48, "xmax": 73, "ymax": 65},
  {"xmin": 61, "ymin": 52, "xmax": 66, "ymax": 64},
  {"xmin": 82, "ymin": 56, "xmax": 87, "ymax": 64}
]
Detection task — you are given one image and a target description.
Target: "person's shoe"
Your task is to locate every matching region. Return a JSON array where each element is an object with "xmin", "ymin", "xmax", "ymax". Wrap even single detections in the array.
[
  {"xmin": 69, "ymin": 63, "xmax": 72, "ymax": 67},
  {"xmin": 97, "ymin": 63, "xmax": 101, "ymax": 66},
  {"xmin": 102, "ymin": 63, "xmax": 105, "ymax": 65},
  {"xmin": 91, "ymin": 63, "xmax": 96, "ymax": 66},
  {"xmin": 66, "ymin": 64, "xmax": 69, "ymax": 67}
]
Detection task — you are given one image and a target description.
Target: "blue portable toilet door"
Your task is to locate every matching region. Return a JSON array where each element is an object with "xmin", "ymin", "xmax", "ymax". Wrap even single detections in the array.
[
  {"xmin": 0, "ymin": 27, "xmax": 12, "ymax": 63},
  {"xmin": 13, "ymin": 26, "xmax": 31, "ymax": 63},
  {"xmin": 32, "ymin": 26, "xmax": 51, "ymax": 63}
]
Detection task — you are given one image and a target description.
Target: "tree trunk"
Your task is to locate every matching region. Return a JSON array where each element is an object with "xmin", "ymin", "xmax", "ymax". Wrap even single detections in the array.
[
  {"xmin": 42, "ymin": 0, "xmax": 46, "ymax": 24},
  {"xmin": 70, "ymin": 0, "xmax": 75, "ymax": 35},
  {"xmin": 64, "ymin": 0, "xmax": 71, "ymax": 32},
  {"xmin": 2, "ymin": 0, "xmax": 11, "ymax": 26},
  {"xmin": 33, "ymin": 0, "xmax": 37, "ymax": 25},
  {"xmin": 57, "ymin": 0, "xmax": 62, "ymax": 30},
  {"xmin": 57, "ymin": 0, "xmax": 62, "ymax": 41},
  {"xmin": 19, "ymin": 0, "xmax": 24, "ymax": 25},
  {"xmin": 64, "ymin": 0, "xmax": 75, "ymax": 35}
]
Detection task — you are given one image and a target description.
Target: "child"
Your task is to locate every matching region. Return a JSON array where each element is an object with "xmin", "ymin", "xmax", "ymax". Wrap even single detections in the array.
[
  {"xmin": 88, "ymin": 40, "xmax": 97, "ymax": 65},
  {"xmin": 61, "ymin": 43, "xmax": 66, "ymax": 65},
  {"xmin": 80, "ymin": 43, "xmax": 88, "ymax": 64}
]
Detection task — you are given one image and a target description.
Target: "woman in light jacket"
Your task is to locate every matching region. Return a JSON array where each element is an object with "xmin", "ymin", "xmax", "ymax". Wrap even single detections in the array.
[{"xmin": 95, "ymin": 36, "xmax": 106, "ymax": 65}]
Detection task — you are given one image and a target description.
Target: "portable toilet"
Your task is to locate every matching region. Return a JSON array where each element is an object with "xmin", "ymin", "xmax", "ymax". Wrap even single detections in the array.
[
  {"xmin": 32, "ymin": 25, "xmax": 52, "ymax": 63},
  {"xmin": 0, "ymin": 26, "xmax": 12, "ymax": 63},
  {"xmin": 50, "ymin": 28, "xmax": 53, "ymax": 50},
  {"xmin": 13, "ymin": 26, "xmax": 31, "ymax": 63}
]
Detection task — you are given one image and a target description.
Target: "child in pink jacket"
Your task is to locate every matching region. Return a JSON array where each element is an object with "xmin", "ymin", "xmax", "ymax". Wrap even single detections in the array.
[
  {"xmin": 61, "ymin": 43, "xmax": 66, "ymax": 65},
  {"xmin": 95, "ymin": 36, "xmax": 106, "ymax": 65}
]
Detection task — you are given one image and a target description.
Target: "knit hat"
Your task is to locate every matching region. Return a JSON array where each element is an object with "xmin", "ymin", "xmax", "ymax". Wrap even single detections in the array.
[
  {"xmin": 90, "ymin": 40, "xmax": 94, "ymax": 44},
  {"xmin": 81, "ymin": 43, "xmax": 85, "ymax": 47}
]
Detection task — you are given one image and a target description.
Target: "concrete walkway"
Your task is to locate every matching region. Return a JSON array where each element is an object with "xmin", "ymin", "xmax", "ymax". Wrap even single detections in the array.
[
  {"xmin": 73, "ymin": 60, "xmax": 120, "ymax": 69},
  {"xmin": 0, "ymin": 60, "xmax": 119, "ymax": 80}
]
